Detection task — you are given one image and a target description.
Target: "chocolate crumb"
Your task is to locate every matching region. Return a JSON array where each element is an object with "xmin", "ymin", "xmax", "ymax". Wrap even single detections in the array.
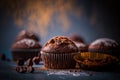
[
  {"xmin": 32, "ymin": 56, "xmax": 40, "ymax": 65},
  {"xmin": 26, "ymin": 58, "xmax": 33, "ymax": 66},
  {"xmin": 17, "ymin": 58, "xmax": 24, "ymax": 66},
  {"xmin": 27, "ymin": 66, "xmax": 34, "ymax": 73}
]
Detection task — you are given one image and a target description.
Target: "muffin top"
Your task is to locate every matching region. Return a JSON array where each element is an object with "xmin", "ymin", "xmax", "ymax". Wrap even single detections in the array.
[
  {"xmin": 89, "ymin": 38, "xmax": 119, "ymax": 50},
  {"xmin": 68, "ymin": 34, "xmax": 84, "ymax": 43},
  {"xmin": 41, "ymin": 36, "xmax": 78, "ymax": 53},
  {"xmin": 11, "ymin": 38, "xmax": 41, "ymax": 49},
  {"xmin": 14, "ymin": 30, "xmax": 40, "ymax": 42},
  {"xmin": 74, "ymin": 42, "xmax": 88, "ymax": 52}
]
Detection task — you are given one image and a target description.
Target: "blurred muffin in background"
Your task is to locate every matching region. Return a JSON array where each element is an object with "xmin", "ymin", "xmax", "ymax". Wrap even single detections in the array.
[
  {"xmin": 68, "ymin": 34, "xmax": 89, "ymax": 69},
  {"xmin": 68, "ymin": 34, "xmax": 85, "ymax": 43},
  {"xmin": 14, "ymin": 30, "xmax": 40, "ymax": 42},
  {"xmin": 11, "ymin": 30, "xmax": 42, "ymax": 62},
  {"xmin": 74, "ymin": 42, "xmax": 88, "ymax": 52},
  {"xmin": 74, "ymin": 38, "xmax": 119, "ymax": 70},
  {"xmin": 41, "ymin": 36, "xmax": 78, "ymax": 69}
]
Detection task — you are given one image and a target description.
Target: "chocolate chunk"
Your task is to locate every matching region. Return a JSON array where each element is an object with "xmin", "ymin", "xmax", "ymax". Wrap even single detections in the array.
[
  {"xmin": 32, "ymin": 56, "xmax": 40, "ymax": 64},
  {"xmin": 16, "ymin": 66, "xmax": 27, "ymax": 73},
  {"xmin": 26, "ymin": 58, "xmax": 33, "ymax": 66},
  {"xmin": 27, "ymin": 66, "xmax": 34, "ymax": 73},
  {"xmin": 17, "ymin": 58, "xmax": 24, "ymax": 66},
  {"xmin": 21, "ymin": 66, "xmax": 27, "ymax": 73},
  {"xmin": 16, "ymin": 66, "xmax": 20, "ymax": 72},
  {"xmin": 0, "ymin": 54, "xmax": 6, "ymax": 61}
]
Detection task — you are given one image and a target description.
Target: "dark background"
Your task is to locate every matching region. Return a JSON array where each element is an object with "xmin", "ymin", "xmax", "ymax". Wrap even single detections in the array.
[{"xmin": 0, "ymin": 0, "xmax": 120, "ymax": 59}]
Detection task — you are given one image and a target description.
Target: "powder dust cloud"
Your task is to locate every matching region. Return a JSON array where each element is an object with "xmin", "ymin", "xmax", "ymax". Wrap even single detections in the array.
[{"xmin": 0, "ymin": 0, "xmax": 85, "ymax": 38}]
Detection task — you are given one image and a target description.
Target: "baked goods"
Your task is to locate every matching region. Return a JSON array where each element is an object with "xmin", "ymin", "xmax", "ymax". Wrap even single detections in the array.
[
  {"xmin": 89, "ymin": 38, "xmax": 119, "ymax": 52},
  {"xmin": 41, "ymin": 36, "xmax": 78, "ymax": 69},
  {"xmin": 17, "ymin": 58, "xmax": 24, "ymax": 66},
  {"xmin": 11, "ymin": 38, "xmax": 41, "ymax": 49},
  {"xmin": 68, "ymin": 34, "xmax": 84, "ymax": 43},
  {"xmin": 74, "ymin": 42, "xmax": 88, "ymax": 52},
  {"xmin": 32, "ymin": 56, "xmax": 40, "ymax": 64},
  {"xmin": 74, "ymin": 38, "xmax": 119, "ymax": 70},
  {"xmin": 14, "ymin": 30, "xmax": 40, "ymax": 42},
  {"xmin": 11, "ymin": 30, "xmax": 42, "ymax": 61},
  {"xmin": 26, "ymin": 58, "xmax": 33, "ymax": 66}
]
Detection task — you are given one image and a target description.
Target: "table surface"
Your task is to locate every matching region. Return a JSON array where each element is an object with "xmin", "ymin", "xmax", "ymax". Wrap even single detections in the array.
[{"xmin": 0, "ymin": 60, "xmax": 120, "ymax": 80}]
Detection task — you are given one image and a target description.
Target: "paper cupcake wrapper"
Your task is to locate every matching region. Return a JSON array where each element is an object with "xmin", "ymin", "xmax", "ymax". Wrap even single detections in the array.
[
  {"xmin": 79, "ymin": 52, "xmax": 119, "ymax": 61},
  {"xmin": 74, "ymin": 52, "xmax": 119, "ymax": 70},
  {"xmin": 88, "ymin": 49, "xmax": 120, "ymax": 57},
  {"xmin": 41, "ymin": 51, "xmax": 78, "ymax": 69},
  {"xmin": 11, "ymin": 49, "xmax": 40, "ymax": 61}
]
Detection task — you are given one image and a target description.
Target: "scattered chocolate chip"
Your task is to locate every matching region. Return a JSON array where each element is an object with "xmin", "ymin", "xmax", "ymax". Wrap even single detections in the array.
[
  {"xmin": 21, "ymin": 66, "xmax": 27, "ymax": 73},
  {"xmin": 17, "ymin": 58, "xmax": 24, "ymax": 66},
  {"xmin": 32, "ymin": 56, "xmax": 40, "ymax": 64},
  {"xmin": 16, "ymin": 66, "xmax": 27, "ymax": 73},
  {"xmin": 16, "ymin": 66, "xmax": 20, "ymax": 72},
  {"xmin": 27, "ymin": 66, "xmax": 34, "ymax": 73},
  {"xmin": 69, "ymin": 70, "xmax": 72, "ymax": 72},
  {"xmin": 0, "ymin": 54, "xmax": 6, "ymax": 61},
  {"xmin": 26, "ymin": 58, "xmax": 33, "ymax": 66}
]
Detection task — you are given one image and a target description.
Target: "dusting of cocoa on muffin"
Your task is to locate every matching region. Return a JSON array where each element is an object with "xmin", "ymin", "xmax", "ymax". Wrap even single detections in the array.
[{"xmin": 42, "ymin": 36, "xmax": 78, "ymax": 53}]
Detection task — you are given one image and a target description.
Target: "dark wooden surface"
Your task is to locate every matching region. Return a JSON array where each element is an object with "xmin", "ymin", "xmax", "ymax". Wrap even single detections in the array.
[{"xmin": 0, "ymin": 60, "xmax": 120, "ymax": 80}]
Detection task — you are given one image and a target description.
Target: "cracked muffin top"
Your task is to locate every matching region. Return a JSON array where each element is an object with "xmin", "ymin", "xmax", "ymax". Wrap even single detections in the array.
[
  {"xmin": 14, "ymin": 30, "xmax": 40, "ymax": 42},
  {"xmin": 89, "ymin": 38, "xmax": 119, "ymax": 50},
  {"xmin": 41, "ymin": 36, "xmax": 78, "ymax": 53},
  {"xmin": 11, "ymin": 38, "xmax": 41, "ymax": 49}
]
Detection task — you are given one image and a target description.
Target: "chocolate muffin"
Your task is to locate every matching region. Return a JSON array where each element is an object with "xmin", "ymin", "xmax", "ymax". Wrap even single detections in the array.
[
  {"xmin": 11, "ymin": 38, "xmax": 42, "ymax": 61},
  {"xmin": 14, "ymin": 30, "xmax": 40, "ymax": 42},
  {"xmin": 89, "ymin": 38, "xmax": 119, "ymax": 53},
  {"xmin": 68, "ymin": 34, "xmax": 84, "ymax": 43},
  {"xmin": 11, "ymin": 39, "xmax": 41, "ymax": 49},
  {"xmin": 74, "ymin": 38, "xmax": 119, "ymax": 70},
  {"xmin": 11, "ymin": 29, "xmax": 42, "ymax": 61},
  {"xmin": 73, "ymin": 42, "xmax": 88, "ymax": 69},
  {"xmin": 74, "ymin": 42, "xmax": 88, "ymax": 52},
  {"xmin": 41, "ymin": 36, "xmax": 78, "ymax": 69}
]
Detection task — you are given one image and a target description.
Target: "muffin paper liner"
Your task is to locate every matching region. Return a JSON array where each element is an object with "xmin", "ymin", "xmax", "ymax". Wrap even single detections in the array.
[
  {"xmin": 41, "ymin": 51, "xmax": 78, "ymax": 69},
  {"xmin": 11, "ymin": 49, "xmax": 40, "ymax": 61},
  {"xmin": 88, "ymin": 49, "xmax": 119, "ymax": 57},
  {"xmin": 74, "ymin": 52, "xmax": 119, "ymax": 70}
]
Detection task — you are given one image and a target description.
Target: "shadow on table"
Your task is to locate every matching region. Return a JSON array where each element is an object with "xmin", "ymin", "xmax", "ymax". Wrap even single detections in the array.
[{"xmin": 81, "ymin": 64, "xmax": 120, "ymax": 73}]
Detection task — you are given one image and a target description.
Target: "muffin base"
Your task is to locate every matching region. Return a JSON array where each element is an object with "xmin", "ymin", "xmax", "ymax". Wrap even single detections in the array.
[
  {"xmin": 74, "ymin": 52, "xmax": 119, "ymax": 70},
  {"xmin": 11, "ymin": 49, "xmax": 40, "ymax": 61},
  {"xmin": 41, "ymin": 51, "xmax": 77, "ymax": 69}
]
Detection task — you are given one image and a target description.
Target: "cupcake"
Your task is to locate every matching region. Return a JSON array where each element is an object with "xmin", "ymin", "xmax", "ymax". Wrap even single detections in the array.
[
  {"xmin": 11, "ymin": 30, "xmax": 42, "ymax": 61},
  {"xmin": 73, "ymin": 42, "xmax": 88, "ymax": 69},
  {"xmin": 74, "ymin": 42, "xmax": 88, "ymax": 52},
  {"xmin": 68, "ymin": 34, "xmax": 84, "ymax": 43},
  {"xmin": 41, "ymin": 36, "xmax": 78, "ymax": 69},
  {"xmin": 14, "ymin": 30, "xmax": 40, "ymax": 42},
  {"xmin": 74, "ymin": 38, "xmax": 119, "ymax": 70}
]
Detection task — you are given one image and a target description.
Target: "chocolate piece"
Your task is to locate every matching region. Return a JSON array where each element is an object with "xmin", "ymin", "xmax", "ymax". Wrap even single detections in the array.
[
  {"xmin": 16, "ymin": 66, "xmax": 27, "ymax": 73},
  {"xmin": 26, "ymin": 58, "xmax": 33, "ymax": 66},
  {"xmin": 32, "ymin": 56, "xmax": 40, "ymax": 64},
  {"xmin": 17, "ymin": 58, "xmax": 24, "ymax": 66},
  {"xmin": 0, "ymin": 54, "xmax": 6, "ymax": 61},
  {"xmin": 27, "ymin": 66, "xmax": 34, "ymax": 73}
]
